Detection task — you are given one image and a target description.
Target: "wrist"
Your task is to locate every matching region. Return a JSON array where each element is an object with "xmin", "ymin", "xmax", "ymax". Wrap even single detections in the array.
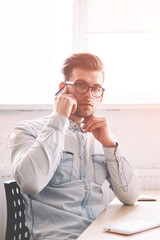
[{"xmin": 102, "ymin": 140, "xmax": 117, "ymax": 148}]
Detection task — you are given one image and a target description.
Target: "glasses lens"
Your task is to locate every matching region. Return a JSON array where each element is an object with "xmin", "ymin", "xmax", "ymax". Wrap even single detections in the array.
[
  {"xmin": 75, "ymin": 82, "xmax": 88, "ymax": 95},
  {"xmin": 92, "ymin": 87, "xmax": 103, "ymax": 97},
  {"xmin": 74, "ymin": 81, "xmax": 104, "ymax": 97}
]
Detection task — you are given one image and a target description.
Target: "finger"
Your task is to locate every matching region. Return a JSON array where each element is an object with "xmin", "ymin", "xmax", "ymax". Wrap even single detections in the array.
[
  {"xmin": 82, "ymin": 118, "xmax": 95, "ymax": 130},
  {"xmin": 86, "ymin": 122, "xmax": 103, "ymax": 133},
  {"xmin": 82, "ymin": 117, "xmax": 104, "ymax": 129},
  {"xmin": 83, "ymin": 115, "xmax": 104, "ymax": 124},
  {"xmin": 82, "ymin": 116, "xmax": 95, "ymax": 128},
  {"xmin": 60, "ymin": 85, "xmax": 68, "ymax": 95},
  {"xmin": 83, "ymin": 115, "xmax": 93, "ymax": 123},
  {"xmin": 71, "ymin": 102, "xmax": 77, "ymax": 115},
  {"xmin": 83, "ymin": 119, "xmax": 105, "ymax": 132}
]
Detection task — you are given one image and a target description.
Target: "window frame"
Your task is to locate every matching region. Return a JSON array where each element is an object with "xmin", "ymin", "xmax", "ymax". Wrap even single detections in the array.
[{"xmin": 72, "ymin": 0, "xmax": 160, "ymax": 106}]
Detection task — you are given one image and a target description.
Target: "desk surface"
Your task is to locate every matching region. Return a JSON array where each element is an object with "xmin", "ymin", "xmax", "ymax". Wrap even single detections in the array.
[{"xmin": 77, "ymin": 191, "xmax": 160, "ymax": 240}]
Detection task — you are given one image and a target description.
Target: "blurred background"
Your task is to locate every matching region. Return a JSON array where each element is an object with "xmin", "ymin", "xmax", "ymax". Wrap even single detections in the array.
[{"xmin": 1, "ymin": 0, "xmax": 160, "ymax": 239}]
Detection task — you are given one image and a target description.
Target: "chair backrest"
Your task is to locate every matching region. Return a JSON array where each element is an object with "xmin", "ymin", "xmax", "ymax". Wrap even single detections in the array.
[{"xmin": 4, "ymin": 180, "xmax": 30, "ymax": 240}]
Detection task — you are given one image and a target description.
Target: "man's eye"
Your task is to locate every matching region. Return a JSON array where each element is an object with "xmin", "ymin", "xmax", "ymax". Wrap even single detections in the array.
[
  {"xmin": 77, "ymin": 83, "xmax": 86, "ymax": 88},
  {"xmin": 93, "ymin": 87, "xmax": 101, "ymax": 91}
]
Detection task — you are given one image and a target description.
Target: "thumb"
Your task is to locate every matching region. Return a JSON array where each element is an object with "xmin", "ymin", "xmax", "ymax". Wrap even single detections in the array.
[{"xmin": 62, "ymin": 84, "xmax": 68, "ymax": 94}]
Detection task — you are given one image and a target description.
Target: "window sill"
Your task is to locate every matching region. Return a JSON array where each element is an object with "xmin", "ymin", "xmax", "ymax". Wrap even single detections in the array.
[{"xmin": 1, "ymin": 103, "xmax": 160, "ymax": 111}]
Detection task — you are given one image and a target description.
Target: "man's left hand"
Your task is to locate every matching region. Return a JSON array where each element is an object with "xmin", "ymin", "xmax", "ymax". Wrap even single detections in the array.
[{"xmin": 82, "ymin": 115, "xmax": 116, "ymax": 147}]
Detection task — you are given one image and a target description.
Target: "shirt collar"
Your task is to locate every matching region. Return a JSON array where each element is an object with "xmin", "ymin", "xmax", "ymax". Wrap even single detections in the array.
[{"xmin": 69, "ymin": 119, "xmax": 84, "ymax": 133}]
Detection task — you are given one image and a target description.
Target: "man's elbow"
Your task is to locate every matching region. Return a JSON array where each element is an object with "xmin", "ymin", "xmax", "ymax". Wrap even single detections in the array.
[
  {"xmin": 21, "ymin": 181, "xmax": 43, "ymax": 195},
  {"xmin": 120, "ymin": 184, "xmax": 140, "ymax": 205},
  {"xmin": 15, "ymin": 175, "xmax": 44, "ymax": 195}
]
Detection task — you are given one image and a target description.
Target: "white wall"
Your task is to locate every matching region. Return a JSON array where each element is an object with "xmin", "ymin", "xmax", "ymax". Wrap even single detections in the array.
[{"xmin": 1, "ymin": 106, "xmax": 160, "ymax": 238}]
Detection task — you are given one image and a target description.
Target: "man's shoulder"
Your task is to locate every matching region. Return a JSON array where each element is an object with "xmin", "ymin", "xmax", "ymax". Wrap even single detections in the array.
[
  {"xmin": 13, "ymin": 114, "xmax": 51, "ymax": 133},
  {"xmin": 10, "ymin": 114, "xmax": 54, "ymax": 144},
  {"xmin": 19, "ymin": 114, "xmax": 50, "ymax": 124}
]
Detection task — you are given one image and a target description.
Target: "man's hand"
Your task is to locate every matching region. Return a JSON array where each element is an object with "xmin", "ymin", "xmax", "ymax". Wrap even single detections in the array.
[
  {"xmin": 82, "ymin": 115, "xmax": 116, "ymax": 147},
  {"xmin": 55, "ymin": 86, "xmax": 77, "ymax": 119}
]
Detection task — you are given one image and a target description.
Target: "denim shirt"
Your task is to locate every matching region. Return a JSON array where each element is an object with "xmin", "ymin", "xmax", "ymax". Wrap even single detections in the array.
[{"xmin": 9, "ymin": 114, "xmax": 140, "ymax": 240}]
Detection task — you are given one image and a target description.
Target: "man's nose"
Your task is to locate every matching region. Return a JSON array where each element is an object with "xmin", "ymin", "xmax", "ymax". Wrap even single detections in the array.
[{"xmin": 84, "ymin": 87, "xmax": 93, "ymax": 98}]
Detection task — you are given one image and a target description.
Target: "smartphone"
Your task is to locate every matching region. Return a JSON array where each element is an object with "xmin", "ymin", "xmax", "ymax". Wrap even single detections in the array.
[
  {"xmin": 55, "ymin": 86, "xmax": 66, "ymax": 96},
  {"xmin": 104, "ymin": 219, "xmax": 160, "ymax": 235},
  {"xmin": 55, "ymin": 81, "xmax": 74, "ymax": 96}
]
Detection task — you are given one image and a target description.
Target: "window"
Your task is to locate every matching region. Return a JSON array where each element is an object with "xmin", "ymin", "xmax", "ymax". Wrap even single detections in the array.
[
  {"xmin": 0, "ymin": 0, "xmax": 73, "ymax": 104},
  {"xmin": 73, "ymin": 0, "xmax": 160, "ymax": 104}
]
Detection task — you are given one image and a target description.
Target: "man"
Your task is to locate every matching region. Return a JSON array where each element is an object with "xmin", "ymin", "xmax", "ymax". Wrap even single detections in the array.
[{"xmin": 10, "ymin": 53, "xmax": 140, "ymax": 240}]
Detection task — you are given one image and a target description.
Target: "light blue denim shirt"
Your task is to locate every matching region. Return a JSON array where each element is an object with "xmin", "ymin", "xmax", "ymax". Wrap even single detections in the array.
[{"xmin": 10, "ymin": 114, "xmax": 140, "ymax": 240}]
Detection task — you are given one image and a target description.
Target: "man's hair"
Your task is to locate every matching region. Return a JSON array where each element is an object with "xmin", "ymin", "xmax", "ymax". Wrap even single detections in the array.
[{"xmin": 61, "ymin": 53, "xmax": 105, "ymax": 82}]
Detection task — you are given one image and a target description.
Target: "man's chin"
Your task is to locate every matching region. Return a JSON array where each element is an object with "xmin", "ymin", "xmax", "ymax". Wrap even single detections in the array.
[{"xmin": 74, "ymin": 110, "xmax": 94, "ymax": 119}]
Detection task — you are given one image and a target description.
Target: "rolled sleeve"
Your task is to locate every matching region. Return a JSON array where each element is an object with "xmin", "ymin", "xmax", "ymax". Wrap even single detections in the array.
[{"xmin": 103, "ymin": 143, "xmax": 140, "ymax": 205}]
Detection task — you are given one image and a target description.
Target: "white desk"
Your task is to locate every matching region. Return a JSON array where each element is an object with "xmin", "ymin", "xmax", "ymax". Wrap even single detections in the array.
[{"xmin": 77, "ymin": 191, "xmax": 160, "ymax": 240}]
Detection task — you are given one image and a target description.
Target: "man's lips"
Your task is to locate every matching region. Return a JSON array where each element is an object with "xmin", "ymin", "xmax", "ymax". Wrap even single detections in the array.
[{"xmin": 79, "ymin": 102, "xmax": 93, "ymax": 107}]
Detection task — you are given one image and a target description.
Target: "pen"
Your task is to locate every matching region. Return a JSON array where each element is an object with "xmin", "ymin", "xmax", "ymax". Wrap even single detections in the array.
[
  {"xmin": 55, "ymin": 81, "xmax": 74, "ymax": 96},
  {"xmin": 55, "ymin": 86, "xmax": 66, "ymax": 96}
]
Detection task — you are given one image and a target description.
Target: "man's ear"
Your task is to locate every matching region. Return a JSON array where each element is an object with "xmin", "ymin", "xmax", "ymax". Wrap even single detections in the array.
[{"xmin": 59, "ymin": 82, "xmax": 65, "ymax": 90}]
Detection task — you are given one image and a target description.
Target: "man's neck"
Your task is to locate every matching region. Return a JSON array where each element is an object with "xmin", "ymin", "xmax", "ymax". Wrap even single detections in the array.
[{"xmin": 69, "ymin": 115, "xmax": 84, "ymax": 125}]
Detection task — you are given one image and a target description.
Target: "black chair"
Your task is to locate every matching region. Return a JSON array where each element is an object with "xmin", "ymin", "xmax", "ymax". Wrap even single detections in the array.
[{"xmin": 4, "ymin": 180, "xmax": 30, "ymax": 240}]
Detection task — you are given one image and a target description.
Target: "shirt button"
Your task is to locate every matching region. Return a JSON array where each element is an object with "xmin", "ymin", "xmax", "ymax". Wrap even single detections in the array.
[
  {"xmin": 78, "ymin": 136, "xmax": 81, "ymax": 140},
  {"xmin": 121, "ymin": 172, "xmax": 124, "ymax": 176},
  {"xmin": 86, "ymin": 186, "xmax": 90, "ymax": 190},
  {"xmin": 80, "ymin": 155, "xmax": 83, "ymax": 159}
]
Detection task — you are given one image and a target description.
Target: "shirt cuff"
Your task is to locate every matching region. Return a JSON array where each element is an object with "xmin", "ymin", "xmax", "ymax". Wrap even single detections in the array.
[
  {"xmin": 103, "ymin": 143, "xmax": 123, "ymax": 161},
  {"xmin": 103, "ymin": 143, "xmax": 128, "ymax": 192}
]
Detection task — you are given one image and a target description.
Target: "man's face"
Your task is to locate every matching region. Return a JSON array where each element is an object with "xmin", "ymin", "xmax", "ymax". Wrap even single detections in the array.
[{"xmin": 67, "ymin": 68, "xmax": 104, "ymax": 118}]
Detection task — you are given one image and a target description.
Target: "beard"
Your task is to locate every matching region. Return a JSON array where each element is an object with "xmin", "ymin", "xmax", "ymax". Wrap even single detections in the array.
[{"xmin": 73, "ymin": 105, "xmax": 95, "ymax": 119}]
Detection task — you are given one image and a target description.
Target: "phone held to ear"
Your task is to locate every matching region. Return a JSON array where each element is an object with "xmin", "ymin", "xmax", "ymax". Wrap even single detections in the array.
[
  {"xmin": 55, "ymin": 86, "xmax": 66, "ymax": 96},
  {"xmin": 55, "ymin": 81, "xmax": 74, "ymax": 96}
]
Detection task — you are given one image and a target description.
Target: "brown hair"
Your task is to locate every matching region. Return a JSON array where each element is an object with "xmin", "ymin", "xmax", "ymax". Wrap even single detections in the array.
[{"xmin": 61, "ymin": 53, "xmax": 105, "ymax": 82}]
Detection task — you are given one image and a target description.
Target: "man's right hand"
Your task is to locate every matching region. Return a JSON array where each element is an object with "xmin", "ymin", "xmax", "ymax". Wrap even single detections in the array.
[{"xmin": 55, "ymin": 86, "xmax": 77, "ymax": 119}]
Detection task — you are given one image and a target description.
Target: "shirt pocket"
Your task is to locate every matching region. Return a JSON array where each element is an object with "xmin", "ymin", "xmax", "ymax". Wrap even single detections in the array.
[
  {"xmin": 51, "ymin": 151, "xmax": 73, "ymax": 185},
  {"xmin": 92, "ymin": 154, "xmax": 108, "ymax": 185}
]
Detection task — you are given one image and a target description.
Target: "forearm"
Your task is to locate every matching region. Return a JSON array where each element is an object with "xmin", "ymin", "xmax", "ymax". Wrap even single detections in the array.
[
  {"xmin": 104, "ymin": 145, "xmax": 140, "ymax": 205},
  {"xmin": 10, "ymin": 114, "xmax": 69, "ymax": 194},
  {"xmin": 13, "ymin": 136, "xmax": 62, "ymax": 194}
]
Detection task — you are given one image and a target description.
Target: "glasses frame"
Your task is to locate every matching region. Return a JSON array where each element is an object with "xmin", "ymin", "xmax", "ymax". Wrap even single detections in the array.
[{"xmin": 65, "ymin": 81, "xmax": 105, "ymax": 98}]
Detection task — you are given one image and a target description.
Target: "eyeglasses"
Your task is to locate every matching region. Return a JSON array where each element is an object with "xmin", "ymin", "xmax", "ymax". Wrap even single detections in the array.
[{"xmin": 65, "ymin": 81, "xmax": 105, "ymax": 98}]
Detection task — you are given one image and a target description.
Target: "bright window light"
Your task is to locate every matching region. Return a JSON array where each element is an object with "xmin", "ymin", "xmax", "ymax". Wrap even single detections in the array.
[
  {"xmin": 87, "ymin": 32, "xmax": 160, "ymax": 104},
  {"xmin": 0, "ymin": 0, "xmax": 73, "ymax": 104},
  {"xmin": 73, "ymin": 0, "xmax": 160, "ymax": 104}
]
